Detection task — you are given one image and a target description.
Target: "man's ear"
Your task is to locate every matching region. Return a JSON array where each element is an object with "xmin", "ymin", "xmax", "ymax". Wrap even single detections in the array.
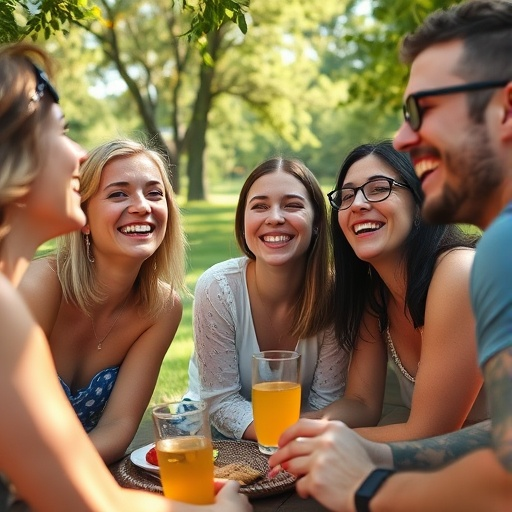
[
  {"xmin": 501, "ymin": 84, "xmax": 512, "ymax": 140},
  {"xmin": 504, "ymin": 90, "xmax": 512, "ymax": 118}
]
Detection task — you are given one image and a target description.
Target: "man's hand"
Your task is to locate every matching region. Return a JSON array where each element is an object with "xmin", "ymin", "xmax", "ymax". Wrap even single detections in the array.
[{"xmin": 268, "ymin": 418, "xmax": 392, "ymax": 512}]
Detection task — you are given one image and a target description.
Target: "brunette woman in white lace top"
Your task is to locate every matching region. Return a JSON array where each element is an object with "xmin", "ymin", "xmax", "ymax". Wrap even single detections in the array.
[
  {"xmin": 308, "ymin": 140, "xmax": 488, "ymax": 442},
  {"xmin": 185, "ymin": 158, "xmax": 349, "ymax": 440}
]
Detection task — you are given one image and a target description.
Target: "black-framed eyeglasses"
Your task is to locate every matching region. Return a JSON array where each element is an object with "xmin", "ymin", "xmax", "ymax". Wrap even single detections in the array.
[
  {"xmin": 328, "ymin": 177, "xmax": 410, "ymax": 211},
  {"xmin": 31, "ymin": 64, "xmax": 59, "ymax": 104},
  {"xmin": 403, "ymin": 80, "xmax": 509, "ymax": 131}
]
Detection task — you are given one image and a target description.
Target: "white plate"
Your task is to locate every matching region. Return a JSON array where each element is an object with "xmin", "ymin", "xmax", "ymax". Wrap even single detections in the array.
[{"xmin": 130, "ymin": 443, "xmax": 159, "ymax": 474}]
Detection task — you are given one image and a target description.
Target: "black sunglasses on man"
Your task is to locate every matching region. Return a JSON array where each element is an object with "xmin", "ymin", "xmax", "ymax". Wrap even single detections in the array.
[{"xmin": 403, "ymin": 79, "xmax": 509, "ymax": 131}]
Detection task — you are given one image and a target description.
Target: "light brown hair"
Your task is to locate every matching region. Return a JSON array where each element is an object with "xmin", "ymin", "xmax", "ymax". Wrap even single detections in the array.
[
  {"xmin": 234, "ymin": 157, "xmax": 334, "ymax": 339},
  {"xmin": 0, "ymin": 43, "xmax": 56, "ymax": 240}
]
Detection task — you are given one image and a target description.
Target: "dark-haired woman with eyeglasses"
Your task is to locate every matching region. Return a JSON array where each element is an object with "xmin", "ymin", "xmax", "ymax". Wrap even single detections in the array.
[
  {"xmin": 306, "ymin": 140, "xmax": 488, "ymax": 442},
  {"xmin": 0, "ymin": 42, "xmax": 250, "ymax": 512}
]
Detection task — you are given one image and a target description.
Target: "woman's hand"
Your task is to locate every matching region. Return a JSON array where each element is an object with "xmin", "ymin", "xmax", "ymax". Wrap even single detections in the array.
[{"xmin": 212, "ymin": 480, "xmax": 252, "ymax": 511}]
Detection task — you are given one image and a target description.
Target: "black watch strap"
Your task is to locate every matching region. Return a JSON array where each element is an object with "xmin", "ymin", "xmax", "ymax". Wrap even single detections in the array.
[{"xmin": 354, "ymin": 468, "xmax": 395, "ymax": 512}]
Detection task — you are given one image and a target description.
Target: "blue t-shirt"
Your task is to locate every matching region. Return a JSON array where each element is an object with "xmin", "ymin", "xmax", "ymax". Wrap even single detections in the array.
[{"xmin": 471, "ymin": 202, "xmax": 512, "ymax": 367}]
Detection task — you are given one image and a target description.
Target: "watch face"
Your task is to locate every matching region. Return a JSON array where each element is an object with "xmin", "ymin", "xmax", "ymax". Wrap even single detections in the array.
[{"xmin": 355, "ymin": 468, "xmax": 395, "ymax": 512}]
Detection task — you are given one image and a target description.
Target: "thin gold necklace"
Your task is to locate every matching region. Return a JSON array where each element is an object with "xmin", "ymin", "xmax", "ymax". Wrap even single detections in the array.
[{"xmin": 91, "ymin": 295, "xmax": 129, "ymax": 351}]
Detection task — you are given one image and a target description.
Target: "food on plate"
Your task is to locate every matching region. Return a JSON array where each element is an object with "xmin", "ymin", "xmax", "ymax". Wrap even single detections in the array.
[
  {"xmin": 213, "ymin": 462, "xmax": 263, "ymax": 485},
  {"xmin": 146, "ymin": 446, "xmax": 158, "ymax": 466},
  {"xmin": 145, "ymin": 446, "xmax": 219, "ymax": 466},
  {"xmin": 144, "ymin": 444, "xmax": 261, "ymax": 486}
]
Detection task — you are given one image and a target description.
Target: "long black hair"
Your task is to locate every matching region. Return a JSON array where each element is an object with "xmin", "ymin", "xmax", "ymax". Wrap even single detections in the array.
[{"xmin": 330, "ymin": 140, "xmax": 479, "ymax": 352}]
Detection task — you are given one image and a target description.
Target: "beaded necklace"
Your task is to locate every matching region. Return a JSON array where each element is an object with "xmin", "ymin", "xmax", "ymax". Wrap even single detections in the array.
[{"xmin": 385, "ymin": 327, "xmax": 422, "ymax": 383}]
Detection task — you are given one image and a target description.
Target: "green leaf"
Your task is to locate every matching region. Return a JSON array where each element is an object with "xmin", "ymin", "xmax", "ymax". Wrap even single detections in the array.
[{"xmin": 237, "ymin": 13, "xmax": 247, "ymax": 34}]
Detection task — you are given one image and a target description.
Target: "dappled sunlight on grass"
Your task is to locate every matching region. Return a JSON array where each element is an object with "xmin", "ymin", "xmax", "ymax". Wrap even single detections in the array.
[
  {"xmin": 155, "ymin": 193, "xmax": 243, "ymax": 400},
  {"xmin": 155, "ymin": 341, "xmax": 194, "ymax": 402},
  {"xmin": 180, "ymin": 201, "xmax": 239, "ymax": 291},
  {"xmin": 207, "ymin": 193, "xmax": 240, "ymax": 205},
  {"xmin": 36, "ymin": 239, "xmax": 57, "ymax": 257}
]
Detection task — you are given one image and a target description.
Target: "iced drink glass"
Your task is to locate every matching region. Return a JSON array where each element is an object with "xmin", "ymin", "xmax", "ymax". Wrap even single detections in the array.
[
  {"xmin": 252, "ymin": 350, "xmax": 301, "ymax": 454},
  {"xmin": 152, "ymin": 400, "xmax": 214, "ymax": 504}
]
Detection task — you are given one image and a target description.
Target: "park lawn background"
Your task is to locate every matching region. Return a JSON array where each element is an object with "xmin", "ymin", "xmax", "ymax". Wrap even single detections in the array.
[
  {"xmin": 154, "ymin": 180, "xmax": 244, "ymax": 404},
  {"xmin": 35, "ymin": 178, "xmax": 480, "ymax": 430}
]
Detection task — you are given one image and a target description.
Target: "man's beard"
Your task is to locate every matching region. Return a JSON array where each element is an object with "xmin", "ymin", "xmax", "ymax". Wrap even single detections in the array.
[
  {"xmin": 421, "ymin": 124, "xmax": 503, "ymax": 226},
  {"xmin": 422, "ymin": 184, "xmax": 463, "ymax": 224}
]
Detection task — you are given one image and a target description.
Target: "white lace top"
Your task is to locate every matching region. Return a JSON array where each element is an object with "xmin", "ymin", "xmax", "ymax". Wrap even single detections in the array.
[{"xmin": 184, "ymin": 257, "xmax": 349, "ymax": 439}]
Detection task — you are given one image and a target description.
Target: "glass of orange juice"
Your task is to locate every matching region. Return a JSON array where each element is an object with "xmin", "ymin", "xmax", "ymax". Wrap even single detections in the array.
[
  {"xmin": 252, "ymin": 350, "xmax": 301, "ymax": 455},
  {"xmin": 152, "ymin": 400, "xmax": 214, "ymax": 504}
]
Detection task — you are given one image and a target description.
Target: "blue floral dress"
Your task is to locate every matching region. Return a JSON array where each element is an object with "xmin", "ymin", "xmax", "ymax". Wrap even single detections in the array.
[{"xmin": 59, "ymin": 366, "xmax": 120, "ymax": 432}]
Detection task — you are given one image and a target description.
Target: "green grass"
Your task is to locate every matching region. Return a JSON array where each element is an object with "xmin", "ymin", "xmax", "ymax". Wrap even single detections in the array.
[{"xmin": 154, "ymin": 183, "xmax": 244, "ymax": 403}]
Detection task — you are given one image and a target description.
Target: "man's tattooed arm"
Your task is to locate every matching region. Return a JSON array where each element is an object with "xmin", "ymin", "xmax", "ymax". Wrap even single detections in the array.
[
  {"xmin": 485, "ymin": 347, "xmax": 512, "ymax": 472},
  {"xmin": 389, "ymin": 420, "xmax": 491, "ymax": 470}
]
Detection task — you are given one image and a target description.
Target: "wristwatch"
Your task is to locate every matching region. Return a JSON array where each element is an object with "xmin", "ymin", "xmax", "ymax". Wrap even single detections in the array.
[{"xmin": 354, "ymin": 468, "xmax": 396, "ymax": 512}]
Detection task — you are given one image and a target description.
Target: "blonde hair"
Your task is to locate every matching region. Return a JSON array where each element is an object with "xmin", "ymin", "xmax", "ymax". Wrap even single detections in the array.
[
  {"xmin": 56, "ymin": 139, "xmax": 188, "ymax": 317},
  {"xmin": 0, "ymin": 43, "xmax": 56, "ymax": 241}
]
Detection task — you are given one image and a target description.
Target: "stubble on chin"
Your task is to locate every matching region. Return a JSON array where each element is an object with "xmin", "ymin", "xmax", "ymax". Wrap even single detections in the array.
[
  {"xmin": 422, "ymin": 124, "xmax": 502, "ymax": 226},
  {"xmin": 421, "ymin": 185, "xmax": 461, "ymax": 225}
]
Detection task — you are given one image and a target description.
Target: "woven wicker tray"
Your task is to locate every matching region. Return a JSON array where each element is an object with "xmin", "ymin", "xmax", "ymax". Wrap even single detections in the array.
[
  {"xmin": 111, "ymin": 439, "xmax": 296, "ymax": 499},
  {"xmin": 214, "ymin": 440, "xmax": 296, "ymax": 498}
]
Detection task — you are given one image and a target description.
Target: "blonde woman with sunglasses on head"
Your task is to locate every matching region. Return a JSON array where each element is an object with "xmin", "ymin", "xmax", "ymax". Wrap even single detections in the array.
[{"xmin": 0, "ymin": 42, "xmax": 250, "ymax": 512}]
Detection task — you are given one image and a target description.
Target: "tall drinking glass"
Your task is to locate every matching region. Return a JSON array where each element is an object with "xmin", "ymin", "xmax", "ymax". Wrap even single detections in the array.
[
  {"xmin": 252, "ymin": 350, "xmax": 301, "ymax": 455},
  {"xmin": 152, "ymin": 400, "xmax": 214, "ymax": 504}
]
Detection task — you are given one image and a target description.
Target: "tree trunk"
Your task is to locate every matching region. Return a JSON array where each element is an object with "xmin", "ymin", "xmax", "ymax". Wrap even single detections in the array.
[
  {"xmin": 111, "ymin": 56, "xmax": 180, "ymax": 192},
  {"xmin": 93, "ymin": 10, "xmax": 181, "ymax": 193},
  {"xmin": 185, "ymin": 29, "xmax": 223, "ymax": 201}
]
